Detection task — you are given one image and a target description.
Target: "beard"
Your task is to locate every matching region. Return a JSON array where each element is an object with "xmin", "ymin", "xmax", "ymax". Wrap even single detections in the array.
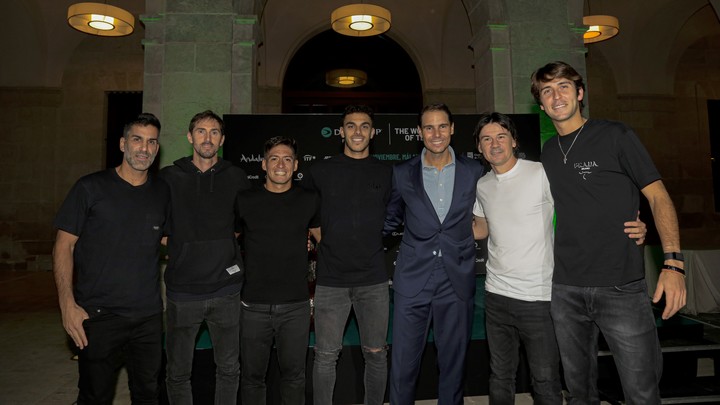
[
  {"xmin": 125, "ymin": 152, "xmax": 155, "ymax": 171},
  {"xmin": 195, "ymin": 143, "xmax": 219, "ymax": 159}
]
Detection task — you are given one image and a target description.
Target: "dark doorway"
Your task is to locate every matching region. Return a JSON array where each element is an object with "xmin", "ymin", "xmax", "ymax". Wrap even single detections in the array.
[
  {"xmin": 708, "ymin": 100, "xmax": 720, "ymax": 212},
  {"xmin": 105, "ymin": 91, "xmax": 144, "ymax": 168},
  {"xmin": 282, "ymin": 30, "xmax": 422, "ymax": 113}
]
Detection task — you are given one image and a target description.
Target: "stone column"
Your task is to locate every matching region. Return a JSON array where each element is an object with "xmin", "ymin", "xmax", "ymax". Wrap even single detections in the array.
[
  {"xmin": 464, "ymin": 0, "xmax": 587, "ymax": 114},
  {"xmin": 142, "ymin": 0, "xmax": 258, "ymax": 167}
]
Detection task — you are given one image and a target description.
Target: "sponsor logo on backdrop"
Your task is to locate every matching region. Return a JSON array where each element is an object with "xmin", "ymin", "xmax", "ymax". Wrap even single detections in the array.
[
  {"xmin": 320, "ymin": 127, "xmax": 333, "ymax": 138},
  {"xmin": 239, "ymin": 154, "xmax": 262, "ymax": 163},
  {"xmin": 303, "ymin": 155, "xmax": 316, "ymax": 162}
]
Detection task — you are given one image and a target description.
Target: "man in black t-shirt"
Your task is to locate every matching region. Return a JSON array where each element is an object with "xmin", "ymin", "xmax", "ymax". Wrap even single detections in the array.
[
  {"xmin": 302, "ymin": 105, "xmax": 392, "ymax": 405},
  {"xmin": 236, "ymin": 136, "xmax": 320, "ymax": 405},
  {"xmin": 53, "ymin": 113, "xmax": 169, "ymax": 404},
  {"xmin": 531, "ymin": 61, "xmax": 686, "ymax": 404}
]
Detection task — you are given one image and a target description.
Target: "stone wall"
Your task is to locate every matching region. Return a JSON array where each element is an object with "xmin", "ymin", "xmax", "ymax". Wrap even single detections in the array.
[
  {"xmin": 587, "ymin": 35, "xmax": 720, "ymax": 248},
  {"xmin": 0, "ymin": 33, "xmax": 144, "ymax": 270}
]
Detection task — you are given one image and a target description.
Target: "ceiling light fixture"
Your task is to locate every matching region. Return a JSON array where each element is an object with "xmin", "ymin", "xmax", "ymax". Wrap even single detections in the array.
[
  {"xmin": 582, "ymin": 15, "xmax": 619, "ymax": 44},
  {"xmin": 67, "ymin": 2, "xmax": 135, "ymax": 37},
  {"xmin": 326, "ymin": 69, "xmax": 368, "ymax": 88},
  {"xmin": 331, "ymin": 4, "xmax": 391, "ymax": 37}
]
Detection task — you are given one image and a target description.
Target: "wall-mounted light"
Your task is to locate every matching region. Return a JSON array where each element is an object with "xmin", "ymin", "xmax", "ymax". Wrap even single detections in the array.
[
  {"xmin": 326, "ymin": 69, "xmax": 368, "ymax": 88},
  {"xmin": 331, "ymin": 4, "xmax": 391, "ymax": 37},
  {"xmin": 67, "ymin": 2, "xmax": 135, "ymax": 37}
]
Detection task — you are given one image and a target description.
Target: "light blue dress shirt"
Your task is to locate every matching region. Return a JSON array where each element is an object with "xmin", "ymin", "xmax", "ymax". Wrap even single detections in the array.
[{"xmin": 421, "ymin": 146, "xmax": 456, "ymax": 224}]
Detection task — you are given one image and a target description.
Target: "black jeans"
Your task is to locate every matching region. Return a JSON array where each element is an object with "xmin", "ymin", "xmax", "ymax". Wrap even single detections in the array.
[
  {"xmin": 240, "ymin": 300, "xmax": 310, "ymax": 405},
  {"xmin": 551, "ymin": 280, "xmax": 662, "ymax": 405},
  {"xmin": 78, "ymin": 310, "xmax": 162, "ymax": 405},
  {"xmin": 165, "ymin": 292, "xmax": 242, "ymax": 405},
  {"xmin": 485, "ymin": 292, "xmax": 562, "ymax": 405}
]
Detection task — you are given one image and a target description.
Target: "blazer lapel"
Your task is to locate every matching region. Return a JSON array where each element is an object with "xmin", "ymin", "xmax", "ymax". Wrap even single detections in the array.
[
  {"xmin": 446, "ymin": 157, "xmax": 468, "ymax": 217},
  {"xmin": 411, "ymin": 156, "xmax": 442, "ymax": 225}
]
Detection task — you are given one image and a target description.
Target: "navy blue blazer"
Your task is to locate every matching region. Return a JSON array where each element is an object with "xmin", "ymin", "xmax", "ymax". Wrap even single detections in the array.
[{"xmin": 385, "ymin": 153, "xmax": 485, "ymax": 300}]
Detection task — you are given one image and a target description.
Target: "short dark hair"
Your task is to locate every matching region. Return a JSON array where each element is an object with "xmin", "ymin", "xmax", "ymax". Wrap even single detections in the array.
[
  {"xmin": 473, "ymin": 112, "xmax": 519, "ymax": 157},
  {"xmin": 530, "ymin": 61, "xmax": 585, "ymax": 109},
  {"xmin": 123, "ymin": 113, "xmax": 161, "ymax": 138},
  {"xmin": 342, "ymin": 105, "xmax": 374, "ymax": 126},
  {"xmin": 189, "ymin": 110, "xmax": 225, "ymax": 134},
  {"xmin": 418, "ymin": 103, "xmax": 453, "ymax": 127},
  {"xmin": 264, "ymin": 136, "xmax": 298, "ymax": 158}
]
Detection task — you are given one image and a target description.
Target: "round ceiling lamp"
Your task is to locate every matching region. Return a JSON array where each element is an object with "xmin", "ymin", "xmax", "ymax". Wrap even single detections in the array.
[
  {"xmin": 582, "ymin": 15, "xmax": 619, "ymax": 44},
  {"xmin": 67, "ymin": 2, "xmax": 135, "ymax": 37},
  {"xmin": 326, "ymin": 69, "xmax": 368, "ymax": 88},
  {"xmin": 331, "ymin": 4, "xmax": 391, "ymax": 37}
]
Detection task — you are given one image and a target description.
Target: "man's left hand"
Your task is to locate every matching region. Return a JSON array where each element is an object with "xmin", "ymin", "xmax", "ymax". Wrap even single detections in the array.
[{"xmin": 653, "ymin": 270, "xmax": 686, "ymax": 319}]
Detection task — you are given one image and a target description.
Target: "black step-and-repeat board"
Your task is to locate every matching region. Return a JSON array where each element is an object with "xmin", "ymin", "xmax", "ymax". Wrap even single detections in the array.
[{"xmin": 224, "ymin": 113, "xmax": 541, "ymax": 275}]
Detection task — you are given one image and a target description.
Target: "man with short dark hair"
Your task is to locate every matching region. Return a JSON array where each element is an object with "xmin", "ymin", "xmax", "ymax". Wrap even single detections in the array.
[
  {"xmin": 53, "ymin": 113, "xmax": 169, "ymax": 404},
  {"xmin": 236, "ymin": 136, "xmax": 320, "ymax": 405},
  {"xmin": 384, "ymin": 103, "xmax": 485, "ymax": 405},
  {"xmin": 303, "ymin": 105, "xmax": 392, "ymax": 405},
  {"xmin": 161, "ymin": 110, "xmax": 251, "ymax": 405},
  {"xmin": 530, "ymin": 61, "xmax": 686, "ymax": 404}
]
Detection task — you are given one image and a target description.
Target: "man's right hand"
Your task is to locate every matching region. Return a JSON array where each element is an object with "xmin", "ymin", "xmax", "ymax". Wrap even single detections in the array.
[{"xmin": 61, "ymin": 303, "xmax": 89, "ymax": 349}]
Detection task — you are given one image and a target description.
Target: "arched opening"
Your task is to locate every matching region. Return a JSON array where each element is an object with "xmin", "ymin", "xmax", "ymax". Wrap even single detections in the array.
[{"xmin": 282, "ymin": 30, "xmax": 422, "ymax": 113}]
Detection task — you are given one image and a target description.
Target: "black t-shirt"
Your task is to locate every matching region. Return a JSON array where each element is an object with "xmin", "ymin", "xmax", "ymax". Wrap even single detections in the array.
[
  {"xmin": 301, "ymin": 154, "xmax": 392, "ymax": 287},
  {"xmin": 54, "ymin": 169, "xmax": 170, "ymax": 317},
  {"xmin": 236, "ymin": 186, "xmax": 320, "ymax": 304},
  {"xmin": 542, "ymin": 119, "xmax": 661, "ymax": 286}
]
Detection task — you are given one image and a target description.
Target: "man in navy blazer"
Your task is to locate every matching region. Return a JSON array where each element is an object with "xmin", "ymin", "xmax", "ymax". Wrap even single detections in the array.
[{"xmin": 384, "ymin": 103, "xmax": 485, "ymax": 405}]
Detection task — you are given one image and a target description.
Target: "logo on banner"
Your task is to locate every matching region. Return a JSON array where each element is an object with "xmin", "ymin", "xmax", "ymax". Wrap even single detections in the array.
[
  {"xmin": 303, "ymin": 155, "xmax": 316, "ymax": 162},
  {"xmin": 321, "ymin": 127, "xmax": 333, "ymax": 138},
  {"xmin": 239, "ymin": 154, "xmax": 262, "ymax": 163}
]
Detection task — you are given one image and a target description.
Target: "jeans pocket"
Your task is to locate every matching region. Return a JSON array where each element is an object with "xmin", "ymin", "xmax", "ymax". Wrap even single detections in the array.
[{"xmin": 613, "ymin": 278, "xmax": 647, "ymax": 294}]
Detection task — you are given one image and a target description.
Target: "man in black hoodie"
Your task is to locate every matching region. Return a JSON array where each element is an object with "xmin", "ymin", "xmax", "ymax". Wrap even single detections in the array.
[{"xmin": 161, "ymin": 110, "xmax": 251, "ymax": 404}]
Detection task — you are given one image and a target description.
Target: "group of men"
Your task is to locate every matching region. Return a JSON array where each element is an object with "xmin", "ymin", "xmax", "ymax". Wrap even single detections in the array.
[{"xmin": 53, "ymin": 60, "xmax": 685, "ymax": 405}]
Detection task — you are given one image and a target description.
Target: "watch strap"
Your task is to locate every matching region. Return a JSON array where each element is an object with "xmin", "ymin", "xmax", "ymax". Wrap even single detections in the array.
[{"xmin": 664, "ymin": 252, "xmax": 684, "ymax": 262}]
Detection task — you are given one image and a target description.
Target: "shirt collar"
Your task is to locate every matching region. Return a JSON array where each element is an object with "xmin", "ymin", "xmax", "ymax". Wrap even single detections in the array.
[{"xmin": 421, "ymin": 146, "xmax": 456, "ymax": 169}]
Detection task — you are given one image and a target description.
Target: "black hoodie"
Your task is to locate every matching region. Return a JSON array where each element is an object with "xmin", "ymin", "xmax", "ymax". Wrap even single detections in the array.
[{"xmin": 160, "ymin": 156, "xmax": 251, "ymax": 296}]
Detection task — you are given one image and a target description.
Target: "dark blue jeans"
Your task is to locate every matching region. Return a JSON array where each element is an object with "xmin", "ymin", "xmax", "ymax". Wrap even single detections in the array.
[
  {"xmin": 312, "ymin": 282, "xmax": 389, "ymax": 405},
  {"xmin": 78, "ymin": 311, "xmax": 162, "ymax": 405},
  {"xmin": 165, "ymin": 291, "xmax": 241, "ymax": 405},
  {"xmin": 240, "ymin": 299, "xmax": 310, "ymax": 405},
  {"xmin": 485, "ymin": 292, "xmax": 562, "ymax": 405},
  {"xmin": 551, "ymin": 280, "xmax": 662, "ymax": 405}
]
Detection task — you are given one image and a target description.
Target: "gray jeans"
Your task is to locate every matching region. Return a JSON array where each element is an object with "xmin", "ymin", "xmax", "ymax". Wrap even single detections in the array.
[{"xmin": 312, "ymin": 282, "xmax": 390, "ymax": 405}]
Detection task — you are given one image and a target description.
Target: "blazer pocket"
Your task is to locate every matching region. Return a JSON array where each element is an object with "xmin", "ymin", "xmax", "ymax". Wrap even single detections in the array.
[{"xmin": 396, "ymin": 241, "xmax": 416, "ymax": 267}]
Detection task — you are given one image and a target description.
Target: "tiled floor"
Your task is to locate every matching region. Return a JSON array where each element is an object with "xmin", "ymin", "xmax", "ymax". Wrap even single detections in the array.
[{"xmin": 1, "ymin": 270, "xmax": 715, "ymax": 404}]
